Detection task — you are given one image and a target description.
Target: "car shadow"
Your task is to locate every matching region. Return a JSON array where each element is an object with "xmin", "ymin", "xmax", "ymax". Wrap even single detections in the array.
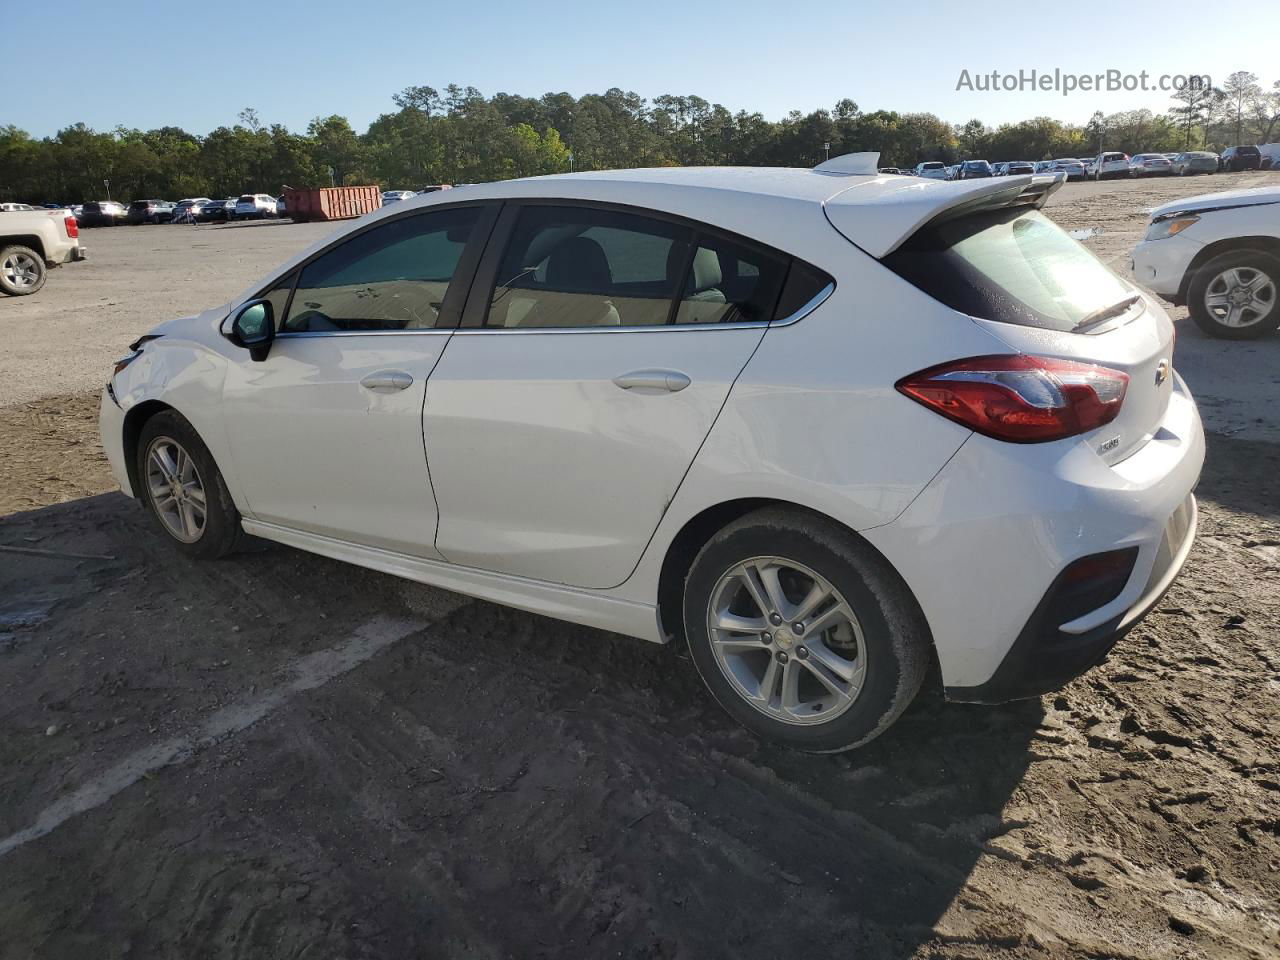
[
  {"xmin": 0, "ymin": 492, "xmax": 1041, "ymax": 957},
  {"xmin": 1195, "ymin": 432, "xmax": 1280, "ymax": 523}
]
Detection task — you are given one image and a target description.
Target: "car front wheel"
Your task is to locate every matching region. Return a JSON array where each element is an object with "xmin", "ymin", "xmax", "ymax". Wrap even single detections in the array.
[
  {"xmin": 682, "ymin": 508, "xmax": 931, "ymax": 752},
  {"xmin": 1188, "ymin": 251, "xmax": 1280, "ymax": 340},
  {"xmin": 137, "ymin": 411, "xmax": 244, "ymax": 558}
]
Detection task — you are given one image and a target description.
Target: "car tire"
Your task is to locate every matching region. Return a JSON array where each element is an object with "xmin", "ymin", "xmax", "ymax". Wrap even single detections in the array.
[
  {"xmin": 136, "ymin": 410, "xmax": 244, "ymax": 559},
  {"xmin": 0, "ymin": 244, "xmax": 47, "ymax": 296},
  {"xmin": 1187, "ymin": 250, "xmax": 1280, "ymax": 340},
  {"xmin": 682, "ymin": 507, "xmax": 931, "ymax": 753}
]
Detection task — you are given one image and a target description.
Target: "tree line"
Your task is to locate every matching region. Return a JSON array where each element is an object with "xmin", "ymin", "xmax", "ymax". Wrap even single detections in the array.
[{"xmin": 2, "ymin": 75, "xmax": 1277, "ymax": 204}]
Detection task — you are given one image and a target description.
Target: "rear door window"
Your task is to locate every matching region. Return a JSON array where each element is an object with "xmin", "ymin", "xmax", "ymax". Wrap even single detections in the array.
[
  {"xmin": 883, "ymin": 207, "xmax": 1136, "ymax": 332},
  {"xmin": 484, "ymin": 206, "xmax": 689, "ymax": 328},
  {"xmin": 671, "ymin": 232, "xmax": 788, "ymax": 325},
  {"xmin": 480, "ymin": 205, "xmax": 827, "ymax": 329}
]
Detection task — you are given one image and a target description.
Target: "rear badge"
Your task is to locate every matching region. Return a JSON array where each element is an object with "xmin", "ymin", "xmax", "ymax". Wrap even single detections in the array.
[
  {"xmin": 1155, "ymin": 359, "xmax": 1170, "ymax": 386},
  {"xmin": 1098, "ymin": 436, "xmax": 1121, "ymax": 455}
]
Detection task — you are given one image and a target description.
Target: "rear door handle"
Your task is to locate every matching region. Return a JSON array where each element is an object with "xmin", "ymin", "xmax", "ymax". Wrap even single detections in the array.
[
  {"xmin": 360, "ymin": 370, "xmax": 414, "ymax": 393},
  {"xmin": 612, "ymin": 369, "xmax": 691, "ymax": 393}
]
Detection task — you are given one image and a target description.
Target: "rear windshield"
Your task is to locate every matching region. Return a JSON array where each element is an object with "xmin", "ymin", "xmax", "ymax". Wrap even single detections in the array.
[
  {"xmin": 920, "ymin": 162, "xmax": 944, "ymax": 170},
  {"xmin": 1238, "ymin": 146, "xmax": 1260, "ymax": 155},
  {"xmin": 239, "ymin": 195, "xmax": 255, "ymax": 203},
  {"xmin": 883, "ymin": 207, "xmax": 1136, "ymax": 332}
]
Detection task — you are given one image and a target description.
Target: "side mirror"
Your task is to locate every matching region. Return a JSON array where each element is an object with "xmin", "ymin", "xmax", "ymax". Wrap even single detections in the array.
[{"xmin": 229, "ymin": 299, "xmax": 275, "ymax": 361}]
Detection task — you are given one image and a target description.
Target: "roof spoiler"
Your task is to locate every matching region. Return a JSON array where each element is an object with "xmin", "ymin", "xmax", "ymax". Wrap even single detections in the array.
[
  {"xmin": 923, "ymin": 172, "xmax": 1067, "ymax": 229},
  {"xmin": 814, "ymin": 152, "xmax": 880, "ymax": 176}
]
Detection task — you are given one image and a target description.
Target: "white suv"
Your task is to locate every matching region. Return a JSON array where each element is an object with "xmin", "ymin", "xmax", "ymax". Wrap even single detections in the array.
[
  {"xmin": 1087, "ymin": 152, "xmax": 1130, "ymax": 180},
  {"xmin": 1132, "ymin": 185, "xmax": 1280, "ymax": 339},
  {"xmin": 234, "ymin": 194, "xmax": 278, "ymax": 220},
  {"xmin": 913, "ymin": 161, "xmax": 948, "ymax": 180},
  {"xmin": 99, "ymin": 160, "xmax": 1203, "ymax": 752}
]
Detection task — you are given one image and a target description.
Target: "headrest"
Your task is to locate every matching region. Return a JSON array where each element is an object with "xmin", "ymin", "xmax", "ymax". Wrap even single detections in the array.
[
  {"xmin": 545, "ymin": 237, "xmax": 611, "ymax": 291},
  {"xmin": 666, "ymin": 243, "xmax": 723, "ymax": 294}
]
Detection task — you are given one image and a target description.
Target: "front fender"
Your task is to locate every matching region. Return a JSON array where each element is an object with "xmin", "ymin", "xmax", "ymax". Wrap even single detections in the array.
[{"xmin": 108, "ymin": 310, "xmax": 247, "ymax": 515}]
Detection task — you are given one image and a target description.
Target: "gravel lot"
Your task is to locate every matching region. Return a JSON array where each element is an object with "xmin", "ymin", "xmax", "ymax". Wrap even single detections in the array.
[{"xmin": 1, "ymin": 173, "xmax": 1278, "ymax": 959}]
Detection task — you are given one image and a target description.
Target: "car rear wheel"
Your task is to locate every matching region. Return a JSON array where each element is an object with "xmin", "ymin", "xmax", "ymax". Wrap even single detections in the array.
[
  {"xmin": 682, "ymin": 508, "xmax": 931, "ymax": 752},
  {"xmin": 1188, "ymin": 251, "xmax": 1280, "ymax": 340},
  {"xmin": 0, "ymin": 245, "xmax": 46, "ymax": 295},
  {"xmin": 137, "ymin": 411, "xmax": 244, "ymax": 558}
]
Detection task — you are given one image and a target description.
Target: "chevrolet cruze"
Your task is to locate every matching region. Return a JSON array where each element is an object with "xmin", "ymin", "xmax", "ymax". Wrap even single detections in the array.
[{"xmin": 100, "ymin": 156, "xmax": 1204, "ymax": 752}]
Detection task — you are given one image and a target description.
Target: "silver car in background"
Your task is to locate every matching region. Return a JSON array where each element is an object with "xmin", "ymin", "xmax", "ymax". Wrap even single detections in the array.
[
  {"xmin": 1050, "ymin": 159, "xmax": 1087, "ymax": 181},
  {"xmin": 1171, "ymin": 152, "xmax": 1219, "ymax": 176},
  {"xmin": 1129, "ymin": 154, "xmax": 1173, "ymax": 177}
]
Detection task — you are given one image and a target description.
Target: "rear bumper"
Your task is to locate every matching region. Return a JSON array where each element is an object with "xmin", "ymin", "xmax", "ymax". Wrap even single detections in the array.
[
  {"xmin": 862, "ymin": 374, "xmax": 1204, "ymax": 695},
  {"xmin": 946, "ymin": 494, "xmax": 1196, "ymax": 702}
]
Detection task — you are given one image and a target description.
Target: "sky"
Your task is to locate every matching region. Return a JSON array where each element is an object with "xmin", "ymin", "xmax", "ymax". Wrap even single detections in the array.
[{"xmin": 8, "ymin": 0, "xmax": 1277, "ymax": 139}]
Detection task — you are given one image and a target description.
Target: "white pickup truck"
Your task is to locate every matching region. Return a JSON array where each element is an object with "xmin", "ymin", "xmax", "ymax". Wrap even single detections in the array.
[{"xmin": 0, "ymin": 209, "xmax": 86, "ymax": 295}]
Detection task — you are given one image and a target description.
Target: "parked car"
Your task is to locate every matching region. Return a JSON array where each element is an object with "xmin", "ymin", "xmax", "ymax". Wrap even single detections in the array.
[
  {"xmin": 170, "ymin": 198, "xmax": 212, "ymax": 224},
  {"xmin": 1132, "ymin": 185, "xmax": 1280, "ymax": 340},
  {"xmin": 77, "ymin": 201, "xmax": 129, "ymax": 227},
  {"xmin": 197, "ymin": 199, "xmax": 237, "ymax": 223},
  {"xmin": 416, "ymin": 184, "xmax": 453, "ymax": 194},
  {"xmin": 1219, "ymin": 146, "xmax": 1262, "ymax": 172},
  {"xmin": 1171, "ymin": 152, "xmax": 1219, "ymax": 176},
  {"xmin": 100, "ymin": 163, "xmax": 1203, "ymax": 752},
  {"xmin": 235, "ymin": 194, "xmax": 278, "ymax": 220},
  {"xmin": 0, "ymin": 202, "xmax": 36, "ymax": 212},
  {"xmin": 956, "ymin": 160, "xmax": 993, "ymax": 179},
  {"xmin": 913, "ymin": 161, "xmax": 948, "ymax": 180},
  {"xmin": 275, "ymin": 195, "xmax": 288, "ymax": 218},
  {"xmin": 381, "ymin": 190, "xmax": 416, "ymax": 205},
  {"xmin": 995, "ymin": 161, "xmax": 1035, "ymax": 176},
  {"xmin": 877, "ymin": 167, "xmax": 902, "ymax": 175},
  {"xmin": 127, "ymin": 200, "xmax": 176, "ymax": 224},
  {"xmin": 1086, "ymin": 152, "xmax": 1130, "ymax": 180},
  {"xmin": 1128, "ymin": 154, "xmax": 1174, "ymax": 178},
  {"xmin": 1050, "ymin": 159, "xmax": 1088, "ymax": 181},
  {"xmin": 1, "ymin": 207, "xmax": 85, "ymax": 295}
]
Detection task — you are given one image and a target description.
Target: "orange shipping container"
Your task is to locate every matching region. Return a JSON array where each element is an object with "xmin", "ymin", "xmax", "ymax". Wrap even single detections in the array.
[{"xmin": 284, "ymin": 186, "xmax": 382, "ymax": 222}]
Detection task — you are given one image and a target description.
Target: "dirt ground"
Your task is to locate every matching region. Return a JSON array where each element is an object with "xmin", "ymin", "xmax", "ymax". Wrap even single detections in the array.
[{"xmin": 1, "ymin": 173, "xmax": 1278, "ymax": 959}]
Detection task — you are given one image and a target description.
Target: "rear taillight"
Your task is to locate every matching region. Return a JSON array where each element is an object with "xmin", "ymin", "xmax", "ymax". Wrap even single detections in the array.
[
  {"xmin": 64, "ymin": 214, "xmax": 78, "ymax": 239},
  {"xmin": 896, "ymin": 354, "xmax": 1128, "ymax": 443}
]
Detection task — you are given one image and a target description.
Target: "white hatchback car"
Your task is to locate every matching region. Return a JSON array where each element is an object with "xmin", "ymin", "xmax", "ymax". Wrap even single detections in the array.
[
  {"xmin": 100, "ymin": 157, "xmax": 1204, "ymax": 752},
  {"xmin": 1131, "ymin": 185, "xmax": 1280, "ymax": 339}
]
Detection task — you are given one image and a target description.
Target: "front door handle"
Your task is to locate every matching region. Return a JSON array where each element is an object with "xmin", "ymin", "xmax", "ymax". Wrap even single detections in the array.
[
  {"xmin": 613, "ymin": 369, "xmax": 692, "ymax": 393},
  {"xmin": 360, "ymin": 370, "xmax": 414, "ymax": 393}
]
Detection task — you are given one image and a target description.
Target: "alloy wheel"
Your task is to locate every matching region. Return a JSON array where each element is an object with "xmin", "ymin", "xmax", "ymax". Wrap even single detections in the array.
[
  {"xmin": 1, "ymin": 251, "xmax": 41, "ymax": 289},
  {"xmin": 1204, "ymin": 266, "xmax": 1277, "ymax": 328},
  {"xmin": 706, "ymin": 557, "xmax": 868, "ymax": 725},
  {"xmin": 144, "ymin": 436, "xmax": 207, "ymax": 543}
]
